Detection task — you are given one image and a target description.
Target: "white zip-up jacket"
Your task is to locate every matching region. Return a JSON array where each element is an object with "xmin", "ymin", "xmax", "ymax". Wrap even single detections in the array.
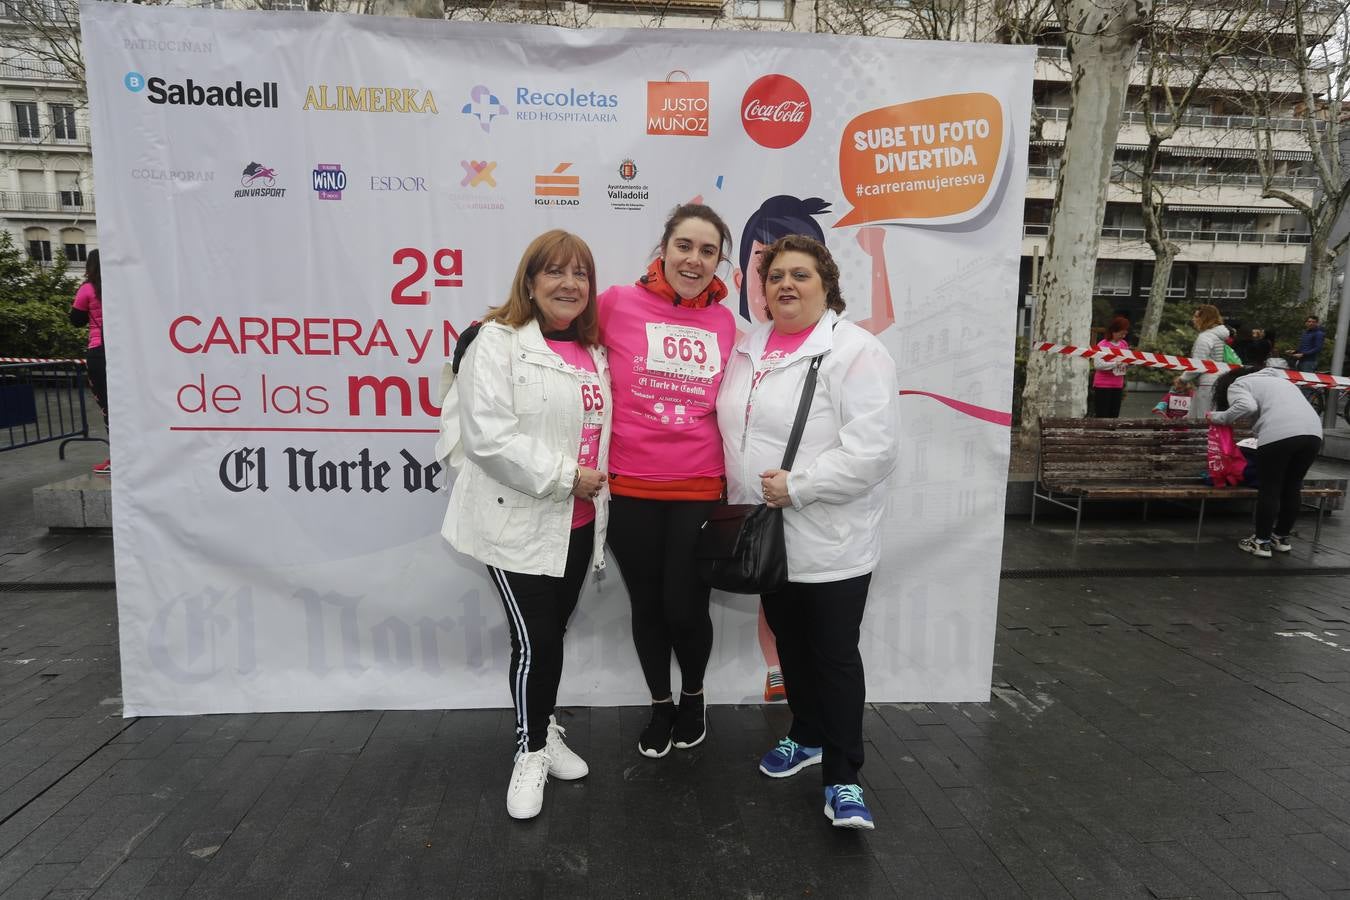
[
  {"xmin": 437, "ymin": 319, "xmax": 611, "ymax": 578},
  {"xmin": 1179, "ymin": 324, "xmax": 1231, "ymax": 386},
  {"xmin": 716, "ymin": 311, "xmax": 900, "ymax": 583}
]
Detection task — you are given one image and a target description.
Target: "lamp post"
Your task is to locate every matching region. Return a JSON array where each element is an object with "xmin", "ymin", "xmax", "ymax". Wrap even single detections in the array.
[{"xmin": 1326, "ymin": 267, "xmax": 1350, "ymax": 430}]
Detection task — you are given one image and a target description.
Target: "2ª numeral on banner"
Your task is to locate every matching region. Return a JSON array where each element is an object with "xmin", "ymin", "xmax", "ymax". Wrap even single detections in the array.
[{"xmin": 391, "ymin": 247, "xmax": 464, "ymax": 305}]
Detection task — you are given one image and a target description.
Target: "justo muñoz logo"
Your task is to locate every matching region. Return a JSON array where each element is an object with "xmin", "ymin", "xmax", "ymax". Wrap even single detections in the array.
[{"xmin": 740, "ymin": 74, "xmax": 811, "ymax": 149}]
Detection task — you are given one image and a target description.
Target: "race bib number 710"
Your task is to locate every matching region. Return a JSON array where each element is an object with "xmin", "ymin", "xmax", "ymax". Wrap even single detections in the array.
[{"xmin": 644, "ymin": 323, "xmax": 720, "ymax": 379}]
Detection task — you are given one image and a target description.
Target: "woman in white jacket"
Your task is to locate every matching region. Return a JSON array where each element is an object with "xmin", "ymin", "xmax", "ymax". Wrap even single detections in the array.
[
  {"xmin": 1173, "ymin": 304, "xmax": 1231, "ymax": 419},
  {"xmin": 439, "ymin": 230, "xmax": 611, "ymax": 820},
  {"xmin": 716, "ymin": 236, "xmax": 899, "ymax": 831}
]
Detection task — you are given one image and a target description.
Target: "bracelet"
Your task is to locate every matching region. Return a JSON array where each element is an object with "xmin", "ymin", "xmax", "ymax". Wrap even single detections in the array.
[{"xmin": 572, "ymin": 466, "xmax": 581, "ymax": 491}]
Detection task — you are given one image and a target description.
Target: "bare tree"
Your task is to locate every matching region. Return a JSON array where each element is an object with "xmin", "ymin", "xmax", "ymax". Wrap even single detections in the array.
[
  {"xmin": 1134, "ymin": 0, "xmax": 1269, "ymax": 346},
  {"xmin": 1, "ymin": 0, "xmax": 94, "ymax": 87},
  {"xmin": 1020, "ymin": 0, "xmax": 1152, "ymax": 434},
  {"xmin": 1243, "ymin": 0, "xmax": 1350, "ymax": 319}
]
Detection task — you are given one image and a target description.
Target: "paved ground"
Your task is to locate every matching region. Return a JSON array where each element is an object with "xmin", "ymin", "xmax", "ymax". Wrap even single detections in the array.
[{"xmin": 5, "ymin": 418, "xmax": 1350, "ymax": 897}]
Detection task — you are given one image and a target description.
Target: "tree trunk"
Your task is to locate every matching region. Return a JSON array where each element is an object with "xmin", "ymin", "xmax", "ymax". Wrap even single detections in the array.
[
  {"xmin": 1140, "ymin": 247, "xmax": 1177, "ymax": 346},
  {"xmin": 1309, "ymin": 231, "xmax": 1334, "ymax": 320},
  {"xmin": 1020, "ymin": 0, "xmax": 1150, "ymax": 442}
]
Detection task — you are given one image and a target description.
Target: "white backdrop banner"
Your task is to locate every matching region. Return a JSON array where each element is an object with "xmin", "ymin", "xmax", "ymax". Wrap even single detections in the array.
[{"xmin": 82, "ymin": 2, "xmax": 1033, "ymax": 716}]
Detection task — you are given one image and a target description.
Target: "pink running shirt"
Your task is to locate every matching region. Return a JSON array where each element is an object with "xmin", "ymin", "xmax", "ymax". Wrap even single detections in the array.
[{"xmin": 545, "ymin": 338, "xmax": 603, "ymax": 529}]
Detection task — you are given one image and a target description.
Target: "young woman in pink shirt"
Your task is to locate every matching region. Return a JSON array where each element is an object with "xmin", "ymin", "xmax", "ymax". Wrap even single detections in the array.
[
  {"xmin": 67, "ymin": 250, "xmax": 109, "ymax": 474},
  {"xmin": 597, "ymin": 204, "xmax": 738, "ymax": 758}
]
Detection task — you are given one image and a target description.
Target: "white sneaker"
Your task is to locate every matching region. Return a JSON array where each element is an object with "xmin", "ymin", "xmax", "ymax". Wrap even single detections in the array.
[
  {"xmin": 506, "ymin": 748, "xmax": 551, "ymax": 819},
  {"xmin": 546, "ymin": 715, "xmax": 589, "ymax": 780},
  {"xmin": 1271, "ymin": 534, "xmax": 1293, "ymax": 553}
]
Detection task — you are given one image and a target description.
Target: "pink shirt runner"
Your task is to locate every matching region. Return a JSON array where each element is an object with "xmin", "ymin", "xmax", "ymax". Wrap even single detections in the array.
[
  {"xmin": 1092, "ymin": 339, "xmax": 1128, "ymax": 388},
  {"xmin": 545, "ymin": 338, "xmax": 603, "ymax": 529},
  {"xmin": 597, "ymin": 283, "xmax": 736, "ymax": 480},
  {"xmin": 72, "ymin": 282, "xmax": 102, "ymax": 349}
]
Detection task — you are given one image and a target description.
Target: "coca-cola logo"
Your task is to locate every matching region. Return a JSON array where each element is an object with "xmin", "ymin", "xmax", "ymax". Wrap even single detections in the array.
[{"xmin": 741, "ymin": 74, "xmax": 811, "ymax": 149}]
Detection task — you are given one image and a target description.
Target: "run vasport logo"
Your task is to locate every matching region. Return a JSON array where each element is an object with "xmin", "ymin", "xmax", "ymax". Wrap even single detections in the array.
[
  {"xmin": 124, "ymin": 71, "xmax": 279, "ymax": 109},
  {"xmin": 302, "ymin": 85, "xmax": 438, "ymax": 114},
  {"xmin": 608, "ymin": 159, "xmax": 649, "ymax": 213},
  {"xmin": 534, "ymin": 163, "xmax": 579, "ymax": 206},
  {"xmin": 234, "ymin": 162, "xmax": 285, "ymax": 198},
  {"xmin": 647, "ymin": 70, "xmax": 709, "ymax": 137},
  {"xmin": 741, "ymin": 74, "xmax": 811, "ymax": 149},
  {"xmin": 312, "ymin": 163, "xmax": 346, "ymax": 200},
  {"xmin": 461, "ymin": 85, "xmax": 508, "ymax": 133}
]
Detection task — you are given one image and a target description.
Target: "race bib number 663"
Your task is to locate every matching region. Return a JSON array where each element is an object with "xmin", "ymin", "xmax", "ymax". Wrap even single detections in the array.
[{"xmin": 644, "ymin": 322, "xmax": 721, "ymax": 379}]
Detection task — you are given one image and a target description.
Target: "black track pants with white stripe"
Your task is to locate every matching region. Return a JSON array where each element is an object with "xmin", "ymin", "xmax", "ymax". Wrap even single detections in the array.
[{"xmin": 487, "ymin": 522, "xmax": 594, "ymax": 755}]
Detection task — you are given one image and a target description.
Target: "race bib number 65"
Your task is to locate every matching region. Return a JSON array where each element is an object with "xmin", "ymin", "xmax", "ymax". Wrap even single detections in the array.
[{"xmin": 644, "ymin": 322, "xmax": 720, "ymax": 379}]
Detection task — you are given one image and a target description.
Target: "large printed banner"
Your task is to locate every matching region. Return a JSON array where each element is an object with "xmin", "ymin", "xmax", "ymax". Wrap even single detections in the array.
[{"xmin": 82, "ymin": 2, "xmax": 1033, "ymax": 715}]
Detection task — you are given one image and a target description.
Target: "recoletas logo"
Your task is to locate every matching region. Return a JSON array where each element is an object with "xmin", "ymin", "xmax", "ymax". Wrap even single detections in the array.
[
  {"xmin": 461, "ymin": 85, "xmax": 507, "ymax": 133},
  {"xmin": 124, "ymin": 71, "xmax": 278, "ymax": 108},
  {"xmin": 514, "ymin": 86, "xmax": 618, "ymax": 124}
]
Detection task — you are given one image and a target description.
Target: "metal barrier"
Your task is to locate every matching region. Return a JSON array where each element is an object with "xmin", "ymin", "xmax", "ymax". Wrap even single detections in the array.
[{"xmin": 0, "ymin": 359, "xmax": 107, "ymax": 457}]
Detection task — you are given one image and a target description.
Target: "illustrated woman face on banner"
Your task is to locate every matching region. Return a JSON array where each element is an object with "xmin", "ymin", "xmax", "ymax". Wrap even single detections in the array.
[{"xmin": 736, "ymin": 195, "xmax": 830, "ymax": 323}]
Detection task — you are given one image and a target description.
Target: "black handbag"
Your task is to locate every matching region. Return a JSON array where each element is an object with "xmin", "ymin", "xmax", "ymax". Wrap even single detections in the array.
[{"xmin": 696, "ymin": 352, "xmax": 824, "ymax": 594}]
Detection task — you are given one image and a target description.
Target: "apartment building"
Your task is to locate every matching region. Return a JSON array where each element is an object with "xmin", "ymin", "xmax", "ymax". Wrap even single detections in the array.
[
  {"xmin": 0, "ymin": 2, "xmax": 95, "ymax": 267},
  {"xmin": 1023, "ymin": 17, "xmax": 1326, "ymax": 327}
]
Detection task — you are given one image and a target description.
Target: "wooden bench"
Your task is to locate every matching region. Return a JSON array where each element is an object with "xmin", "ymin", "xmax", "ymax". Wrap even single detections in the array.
[{"xmin": 1031, "ymin": 417, "xmax": 1343, "ymax": 545}]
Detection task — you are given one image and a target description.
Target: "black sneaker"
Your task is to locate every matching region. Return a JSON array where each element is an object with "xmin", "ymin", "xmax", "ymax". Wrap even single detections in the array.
[
  {"xmin": 672, "ymin": 692, "xmax": 706, "ymax": 750},
  {"xmin": 638, "ymin": 701, "xmax": 677, "ymax": 758}
]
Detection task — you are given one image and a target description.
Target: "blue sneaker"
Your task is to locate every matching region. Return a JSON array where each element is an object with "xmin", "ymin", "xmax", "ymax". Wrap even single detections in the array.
[
  {"xmin": 758, "ymin": 737, "xmax": 822, "ymax": 778},
  {"xmin": 824, "ymin": 784, "xmax": 875, "ymax": 830}
]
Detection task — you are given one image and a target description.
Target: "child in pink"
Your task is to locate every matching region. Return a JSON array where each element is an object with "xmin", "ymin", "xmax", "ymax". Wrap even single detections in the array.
[{"xmin": 1092, "ymin": 316, "xmax": 1130, "ymax": 418}]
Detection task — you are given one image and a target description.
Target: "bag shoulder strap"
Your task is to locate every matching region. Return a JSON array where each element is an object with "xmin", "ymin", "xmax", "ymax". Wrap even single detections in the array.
[{"xmin": 780, "ymin": 353, "xmax": 824, "ymax": 470}]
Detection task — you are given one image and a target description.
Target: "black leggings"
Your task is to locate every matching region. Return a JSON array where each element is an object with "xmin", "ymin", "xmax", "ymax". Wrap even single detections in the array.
[
  {"xmin": 486, "ymin": 523, "xmax": 593, "ymax": 754},
  {"xmin": 1093, "ymin": 387, "xmax": 1122, "ymax": 418},
  {"xmin": 85, "ymin": 345, "xmax": 108, "ymax": 426},
  {"xmin": 1252, "ymin": 434, "xmax": 1322, "ymax": 540},
  {"xmin": 606, "ymin": 495, "xmax": 716, "ymax": 700}
]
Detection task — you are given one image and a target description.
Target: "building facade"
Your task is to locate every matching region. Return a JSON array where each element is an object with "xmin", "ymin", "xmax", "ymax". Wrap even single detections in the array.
[
  {"xmin": 0, "ymin": 3, "xmax": 95, "ymax": 266},
  {"xmin": 0, "ymin": 0, "xmax": 1327, "ymax": 320}
]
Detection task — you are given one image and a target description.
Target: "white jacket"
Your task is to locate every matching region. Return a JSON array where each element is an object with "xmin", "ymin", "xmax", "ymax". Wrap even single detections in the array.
[
  {"xmin": 716, "ymin": 311, "xmax": 900, "ymax": 583},
  {"xmin": 437, "ymin": 319, "xmax": 611, "ymax": 577},
  {"xmin": 1180, "ymin": 324, "xmax": 1231, "ymax": 386}
]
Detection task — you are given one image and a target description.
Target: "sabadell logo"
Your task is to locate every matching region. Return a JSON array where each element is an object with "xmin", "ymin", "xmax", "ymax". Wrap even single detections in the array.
[
  {"xmin": 740, "ymin": 74, "xmax": 811, "ymax": 149},
  {"xmin": 124, "ymin": 71, "xmax": 279, "ymax": 108}
]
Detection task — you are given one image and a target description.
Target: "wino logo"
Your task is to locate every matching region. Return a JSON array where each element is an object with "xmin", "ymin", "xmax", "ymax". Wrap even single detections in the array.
[
  {"xmin": 461, "ymin": 85, "xmax": 507, "ymax": 133},
  {"xmin": 312, "ymin": 163, "xmax": 345, "ymax": 200},
  {"xmin": 647, "ymin": 70, "xmax": 709, "ymax": 137},
  {"xmin": 534, "ymin": 163, "xmax": 579, "ymax": 206},
  {"xmin": 235, "ymin": 162, "xmax": 285, "ymax": 199}
]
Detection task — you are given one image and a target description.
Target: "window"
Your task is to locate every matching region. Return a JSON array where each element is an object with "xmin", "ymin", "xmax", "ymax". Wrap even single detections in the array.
[
  {"xmin": 734, "ymin": 0, "xmax": 788, "ymax": 17},
  {"xmin": 58, "ymin": 189, "xmax": 82, "ymax": 208},
  {"xmin": 1094, "ymin": 261, "xmax": 1133, "ymax": 297},
  {"xmin": 56, "ymin": 171, "xmax": 81, "ymax": 208},
  {"xmin": 13, "ymin": 101, "xmax": 39, "ymax": 139},
  {"xmin": 50, "ymin": 103, "xmax": 75, "ymax": 141},
  {"xmin": 25, "ymin": 228, "xmax": 52, "ymax": 265},
  {"xmin": 61, "ymin": 228, "xmax": 86, "ymax": 262}
]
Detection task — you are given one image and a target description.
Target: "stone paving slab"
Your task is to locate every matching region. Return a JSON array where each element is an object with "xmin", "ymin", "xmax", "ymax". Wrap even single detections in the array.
[{"xmin": 0, "ymin": 575, "xmax": 1345, "ymax": 896}]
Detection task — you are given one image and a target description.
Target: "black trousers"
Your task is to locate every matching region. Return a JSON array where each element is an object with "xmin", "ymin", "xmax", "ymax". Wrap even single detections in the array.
[
  {"xmin": 1093, "ymin": 387, "xmax": 1123, "ymax": 418},
  {"xmin": 606, "ymin": 495, "xmax": 716, "ymax": 700},
  {"xmin": 1252, "ymin": 435, "xmax": 1322, "ymax": 540},
  {"xmin": 761, "ymin": 574, "xmax": 871, "ymax": 785},
  {"xmin": 487, "ymin": 522, "xmax": 593, "ymax": 755},
  {"xmin": 85, "ymin": 345, "xmax": 108, "ymax": 427}
]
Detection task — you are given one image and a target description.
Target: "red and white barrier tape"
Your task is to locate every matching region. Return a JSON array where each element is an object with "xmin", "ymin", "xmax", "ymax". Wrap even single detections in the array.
[
  {"xmin": 1034, "ymin": 342, "xmax": 1350, "ymax": 389},
  {"xmin": 0, "ymin": 357, "xmax": 85, "ymax": 364}
]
